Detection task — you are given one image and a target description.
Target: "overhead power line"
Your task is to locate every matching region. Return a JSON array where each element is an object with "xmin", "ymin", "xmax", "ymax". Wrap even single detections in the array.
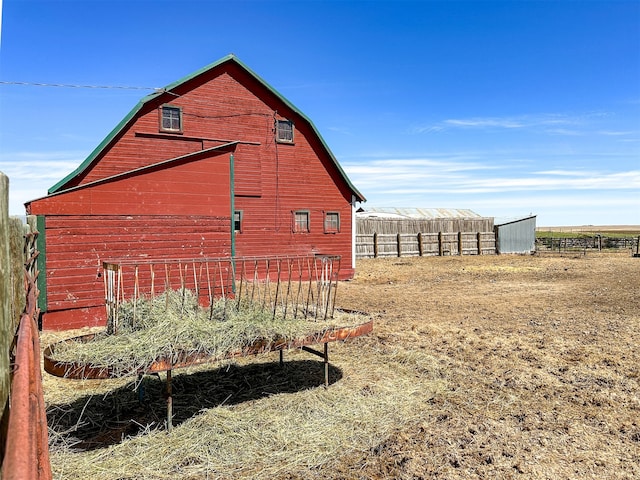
[{"xmin": 0, "ymin": 80, "xmax": 159, "ymax": 90}]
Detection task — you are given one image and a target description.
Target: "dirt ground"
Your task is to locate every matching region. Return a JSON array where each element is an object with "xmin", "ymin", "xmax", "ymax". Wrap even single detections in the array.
[
  {"xmin": 323, "ymin": 251, "xmax": 640, "ymax": 479},
  {"xmin": 42, "ymin": 251, "xmax": 639, "ymax": 479}
]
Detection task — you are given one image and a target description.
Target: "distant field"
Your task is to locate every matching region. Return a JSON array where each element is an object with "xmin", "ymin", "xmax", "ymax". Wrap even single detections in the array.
[{"xmin": 537, "ymin": 225, "xmax": 640, "ymax": 238}]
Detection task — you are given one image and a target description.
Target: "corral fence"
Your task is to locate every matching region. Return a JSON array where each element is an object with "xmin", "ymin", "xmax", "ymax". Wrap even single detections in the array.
[
  {"xmin": 356, "ymin": 231, "xmax": 496, "ymax": 258},
  {"xmin": 536, "ymin": 235, "xmax": 640, "ymax": 253},
  {"xmin": 356, "ymin": 217, "xmax": 496, "ymax": 259},
  {"xmin": 1, "ymin": 171, "xmax": 52, "ymax": 479}
]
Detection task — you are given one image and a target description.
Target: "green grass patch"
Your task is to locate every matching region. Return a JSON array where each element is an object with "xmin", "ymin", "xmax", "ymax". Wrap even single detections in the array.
[{"xmin": 536, "ymin": 230, "xmax": 640, "ymax": 239}]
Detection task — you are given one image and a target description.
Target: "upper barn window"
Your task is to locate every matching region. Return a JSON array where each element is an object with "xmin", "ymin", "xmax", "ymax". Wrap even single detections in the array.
[
  {"xmin": 276, "ymin": 119, "xmax": 294, "ymax": 143},
  {"xmin": 160, "ymin": 105, "xmax": 183, "ymax": 133}
]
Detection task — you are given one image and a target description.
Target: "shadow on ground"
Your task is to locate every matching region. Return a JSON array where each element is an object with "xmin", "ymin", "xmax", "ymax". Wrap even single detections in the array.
[{"xmin": 47, "ymin": 358, "xmax": 342, "ymax": 451}]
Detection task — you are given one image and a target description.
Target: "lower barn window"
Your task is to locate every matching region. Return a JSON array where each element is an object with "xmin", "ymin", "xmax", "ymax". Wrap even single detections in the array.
[
  {"xmin": 293, "ymin": 210, "xmax": 310, "ymax": 233},
  {"xmin": 234, "ymin": 211, "xmax": 242, "ymax": 232},
  {"xmin": 324, "ymin": 212, "xmax": 340, "ymax": 233}
]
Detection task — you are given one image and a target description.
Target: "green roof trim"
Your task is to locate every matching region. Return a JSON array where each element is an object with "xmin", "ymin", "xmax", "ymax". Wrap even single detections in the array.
[
  {"xmin": 48, "ymin": 54, "xmax": 365, "ymax": 201},
  {"xmin": 48, "ymin": 96, "xmax": 148, "ymax": 193}
]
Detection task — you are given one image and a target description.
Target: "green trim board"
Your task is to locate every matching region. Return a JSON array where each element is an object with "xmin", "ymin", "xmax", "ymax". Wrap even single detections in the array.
[
  {"xmin": 230, "ymin": 153, "xmax": 237, "ymax": 295},
  {"xmin": 48, "ymin": 99, "xmax": 145, "ymax": 194},
  {"xmin": 36, "ymin": 215, "xmax": 47, "ymax": 314},
  {"xmin": 230, "ymin": 153, "xmax": 235, "ymax": 258},
  {"xmin": 48, "ymin": 55, "xmax": 365, "ymax": 202}
]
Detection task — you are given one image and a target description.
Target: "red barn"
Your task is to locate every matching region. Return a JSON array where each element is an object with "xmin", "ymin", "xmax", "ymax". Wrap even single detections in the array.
[{"xmin": 26, "ymin": 55, "xmax": 365, "ymax": 330}]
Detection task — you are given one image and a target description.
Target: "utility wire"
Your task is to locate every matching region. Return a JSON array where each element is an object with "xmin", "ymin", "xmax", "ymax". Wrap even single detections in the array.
[{"xmin": 0, "ymin": 80, "xmax": 159, "ymax": 90}]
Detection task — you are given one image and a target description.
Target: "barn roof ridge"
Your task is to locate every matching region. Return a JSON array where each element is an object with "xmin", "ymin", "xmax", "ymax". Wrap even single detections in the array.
[{"xmin": 47, "ymin": 55, "xmax": 365, "ymax": 202}]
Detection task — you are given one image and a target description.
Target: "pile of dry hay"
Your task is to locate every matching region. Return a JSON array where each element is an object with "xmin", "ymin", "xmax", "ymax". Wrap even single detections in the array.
[
  {"xmin": 46, "ymin": 343, "xmax": 446, "ymax": 480},
  {"xmin": 51, "ymin": 289, "xmax": 368, "ymax": 377},
  {"xmin": 44, "ymin": 291, "xmax": 446, "ymax": 479}
]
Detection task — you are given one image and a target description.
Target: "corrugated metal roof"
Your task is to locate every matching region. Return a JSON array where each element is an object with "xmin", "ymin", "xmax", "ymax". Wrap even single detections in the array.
[
  {"xmin": 357, "ymin": 207, "xmax": 486, "ymax": 220},
  {"xmin": 494, "ymin": 215, "xmax": 537, "ymax": 226}
]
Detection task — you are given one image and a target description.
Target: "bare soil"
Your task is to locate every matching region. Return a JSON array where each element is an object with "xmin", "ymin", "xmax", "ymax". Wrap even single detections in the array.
[
  {"xmin": 42, "ymin": 251, "xmax": 640, "ymax": 479},
  {"xmin": 323, "ymin": 251, "xmax": 640, "ymax": 479}
]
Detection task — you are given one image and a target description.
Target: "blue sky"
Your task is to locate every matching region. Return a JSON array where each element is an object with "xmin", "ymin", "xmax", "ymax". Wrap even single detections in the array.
[{"xmin": 1, "ymin": 0, "xmax": 638, "ymax": 226}]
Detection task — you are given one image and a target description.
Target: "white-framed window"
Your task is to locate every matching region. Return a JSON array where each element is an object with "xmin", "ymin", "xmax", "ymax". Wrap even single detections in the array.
[
  {"xmin": 293, "ymin": 210, "xmax": 310, "ymax": 233},
  {"xmin": 160, "ymin": 105, "xmax": 183, "ymax": 133},
  {"xmin": 276, "ymin": 119, "xmax": 294, "ymax": 143},
  {"xmin": 324, "ymin": 211, "xmax": 340, "ymax": 233},
  {"xmin": 234, "ymin": 210, "xmax": 243, "ymax": 233}
]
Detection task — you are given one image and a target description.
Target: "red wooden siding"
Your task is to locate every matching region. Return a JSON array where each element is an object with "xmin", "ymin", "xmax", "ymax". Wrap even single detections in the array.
[
  {"xmin": 40, "ymin": 215, "xmax": 231, "ymax": 330},
  {"xmin": 234, "ymin": 144, "xmax": 262, "ymax": 197},
  {"xmin": 30, "ymin": 150, "xmax": 232, "ymax": 216},
  {"xmin": 69, "ymin": 68, "xmax": 278, "ymax": 186},
  {"xmin": 29, "ymin": 57, "xmax": 361, "ymax": 329},
  {"xmin": 233, "ymin": 117, "xmax": 355, "ymax": 277},
  {"xmin": 29, "ymin": 150, "xmax": 234, "ymax": 329}
]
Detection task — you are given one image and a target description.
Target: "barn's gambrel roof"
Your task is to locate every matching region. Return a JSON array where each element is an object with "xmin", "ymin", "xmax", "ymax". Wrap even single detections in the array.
[{"xmin": 48, "ymin": 54, "xmax": 365, "ymax": 201}]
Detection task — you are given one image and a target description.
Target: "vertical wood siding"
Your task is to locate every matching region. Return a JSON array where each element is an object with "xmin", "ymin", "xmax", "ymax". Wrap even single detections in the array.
[
  {"xmin": 356, "ymin": 218, "xmax": 497, "ymax": 258},
  {"xmin": 357, "ymin": 217, "xmax": 494, "ymax": 234}
]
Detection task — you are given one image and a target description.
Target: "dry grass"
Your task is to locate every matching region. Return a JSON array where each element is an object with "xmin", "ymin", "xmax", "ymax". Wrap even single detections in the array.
[
  {"xmin": 43, "ymin": 252, "xmax": 640, "ymax": 479},
  {"xmin": 50, "ymin": 289, "xmax": 368, "ymax": 377}
]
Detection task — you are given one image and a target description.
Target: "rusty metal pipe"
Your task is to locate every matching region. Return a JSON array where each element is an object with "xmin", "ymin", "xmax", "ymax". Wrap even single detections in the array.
[
  {"xmin": 2, "ymin": 314, "xmax": 52, "ymax": 480},
  {"xmin": 166, "ymin": 369, "xmax": 173, "ymax": 433},
  {"xmin": 44, "ymin": 319, "xmax": 373, "ymax": 380}
]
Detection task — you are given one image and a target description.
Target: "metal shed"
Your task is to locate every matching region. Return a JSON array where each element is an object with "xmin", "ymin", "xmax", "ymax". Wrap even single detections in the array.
[{"xmin": 494, "ymin": 215, "xmax": 537, "ymax": 254}]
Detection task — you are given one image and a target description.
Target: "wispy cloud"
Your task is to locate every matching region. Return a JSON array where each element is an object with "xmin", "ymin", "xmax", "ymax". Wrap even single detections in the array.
[
  {"xmin": 444, "ymin": 117, "xmax": 528, "ymax": 128},
  {"xmin": 344, "ymin": 157, "xmax": 501, "ymax": 191},
  {"xmin": 412, "ymin": 112, "xmax": 616, "ymax": 136},
  {"xmin": 326, "ymin": 126, "xmax": 354, "ymax": 136},
  {"xmin": 544, "ymin": 128, "xmax": 584, "ymax": 136},
  {"xmin": 344, "ymin": 155, "xmax": 640, "ymax": 225},
  {"xmin": 343, "ymin": 156, "xmax": 640, "ymax": 197},
  {"xmin": 444, "ymin": 170, "xmax": 639, "ymax": 193},
  {"xmin": 0, "ymin": 151, "xmax": 84, "ymax": 179},
  {"xmin": 0, "ymin": 150, "xmax": 86, "ymax": 214},
  {"xmin": 348, "ymin": 157, "xmax": 495, "ymax": 171},
  {"xmin": 464, "ymin": 192, "xmax": 636, "ymax": 213},
  {"xmin": 597, "ymin": 130, "xmax": 637, "ymax": 136}
]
